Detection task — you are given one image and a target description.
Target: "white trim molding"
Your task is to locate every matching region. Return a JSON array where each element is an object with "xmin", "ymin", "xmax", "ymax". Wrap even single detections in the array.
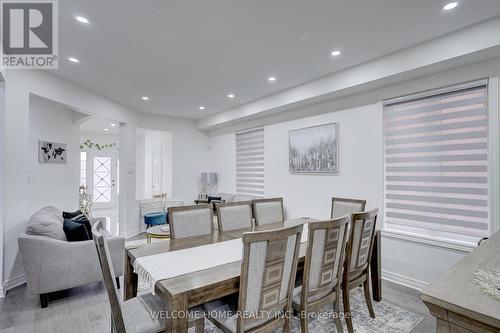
[
  {"xmin": 381, "ymin": 229, "xmax": 476, "ymax": 253},
  {"xmin": 1, "ymin": 274, "xmax": 26, "ymax": 297},
  {"xmin": 488, "ymin": 76, "xmax": 500, "ymax": 234},
  {"xmin": 382, "ymin": 270, "xmax": 428, "ymax": 291}
]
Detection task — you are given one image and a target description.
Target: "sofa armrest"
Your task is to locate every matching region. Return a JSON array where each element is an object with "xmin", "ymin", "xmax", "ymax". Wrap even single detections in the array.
[{"xmin": 18, "ymin": 233, "xmax": 125, "ymax": 295}]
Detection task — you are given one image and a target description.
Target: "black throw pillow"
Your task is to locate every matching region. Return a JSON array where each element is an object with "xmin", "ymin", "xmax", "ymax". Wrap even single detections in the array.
[
  {"xmin": 62, "ymin": 209, "xmax": 82, "ymax": 219},
  {"xmin": 63, "ymin": 219, "xmax": 90, "ymax": 242},
  {"xmin": 70, "ymin": 214, "xmax": 93, "ymax": 239},
  {"xmin": 208, "ymin": 196, "xmax": 222, "ymax": 203}
]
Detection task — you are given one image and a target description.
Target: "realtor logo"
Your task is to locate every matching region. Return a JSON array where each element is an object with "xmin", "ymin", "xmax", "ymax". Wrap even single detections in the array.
[{"xmin": 1, "ymin": 0, "xmax": 58, "ymax": 68}]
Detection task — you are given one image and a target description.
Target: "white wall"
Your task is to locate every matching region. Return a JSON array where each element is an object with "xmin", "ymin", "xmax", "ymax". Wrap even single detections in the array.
[
  {"xmin": 140, "ymin": 115, "xmax": 211, "ymax": 203},
  {"xmin": 135, "ymin": 129, "xmax": 173, "ymax": 200},
  {"xmin": 210, "ymin": 103, "xmax": 384, "ymax": 217},
  {"xmin": 208, "ymin": 59, "xmax": 500, "ymax": 289},
  {"xmin": 136, "ymin": 133, "xmax": 146, "ymax": 199},
  {"xmin": 208, "ymin": 101, "xmax": 464, "ymax": 289},
  {"xmin": 1, "ymin": 70, "xmax": 210, "ymax": 291},
  {"xmin": 0, "ymin": 86, "xmax": 5, "ymax": 295},
  {"xmin": 28, "ymin": 97, "xmax": 80, "ymax": 213}
]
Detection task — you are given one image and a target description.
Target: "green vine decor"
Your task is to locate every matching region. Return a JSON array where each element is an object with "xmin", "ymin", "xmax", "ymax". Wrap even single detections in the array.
[{"xmin": 80, "ymin": 139, "xmax": 118, "ymax": 151}]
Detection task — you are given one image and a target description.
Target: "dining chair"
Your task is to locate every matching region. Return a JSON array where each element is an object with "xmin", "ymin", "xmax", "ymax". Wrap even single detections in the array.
[
  {"xmin": 91, "ymin": 221, "xmax": 205, "ymax": 333},
  {"xmin": 204, "ymin": 224, "xmax": 303, "ymax": 333},
  {"xmin": 330, "ymin": 197, "xmax": 366, "ymax": 219},
  {"xmin": 292, "ymin": 216, "xmax": 350, "ymax": 333},
  {"xmin": 168, "ymin": 204, "xmax": 213, "ymax": 239},
  {"xmin": 342, "ymin": 209, "xmax": 379, "ymax": 333},
  {"xmin": 216, "ymin": 201, "xmax": 253, "ymax": 232},
  {"xmin": 252, "ymin": 197, "xmax": 285, "ymax": 226}
]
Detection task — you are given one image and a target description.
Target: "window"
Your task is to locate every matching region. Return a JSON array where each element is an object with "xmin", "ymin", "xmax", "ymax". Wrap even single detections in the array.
[
  {"xmin": 384, "ymin": 81, "xmax": 489, "ymax": 240},
  {"xmin": 80, "ymin": 151, "xmax": 87, "ymax": 187},
  {"xmin": 236, "ymin": 127, "xmax": 264, "ymax": 197}
]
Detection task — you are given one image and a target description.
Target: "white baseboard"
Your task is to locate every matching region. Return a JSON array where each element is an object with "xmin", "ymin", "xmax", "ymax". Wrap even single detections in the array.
[
  {"xmin": 382, "ymin": 270, "xmax": 429, "ymax": 291},
  {"xmin": 1, "ymin": 274, "xmax": 26, "ymax": 297}
]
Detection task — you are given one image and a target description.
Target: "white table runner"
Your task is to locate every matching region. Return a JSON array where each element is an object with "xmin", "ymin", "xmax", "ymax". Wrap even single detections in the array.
[{"xmin": 134, "ymin": 223, "xmax": 310, "ymax": 294}]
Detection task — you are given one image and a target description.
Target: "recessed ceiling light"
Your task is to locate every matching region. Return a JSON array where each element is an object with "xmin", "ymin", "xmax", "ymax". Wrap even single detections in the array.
[
  {"xmin": 104, "ymin": 128, "xmax": 109, "ymax": 132},
  {"xmin": 330, "ymin": 50, "xmax": 341, "ymax": 56},
  {"xmin": 110, "ymin": 123, "xmax": 116, "ymax": 127},
  {"xmin": 268, "ymin": 76, "xmax": 277, "ymax": 82},
  {"xmin": 75, "ymin": 16, "xmax": 89, "ymax": 24},
  {"xmin": 199, "ymin": 106, "xmax": 206, "ymax": 110},
  {"xmin": 227, "ymin": 93, "xmax": 235, "ymax": 99},
  {"xmin": 443, "ymin": 2, "xmax": 458, "ymax": 10},
  {"xmin": 141, "ymin": 96, "xmax": 149, "ymax": 101},
  {"xmin": 68, "ymin": 57, "xmax": 79, "ymax": 63}
]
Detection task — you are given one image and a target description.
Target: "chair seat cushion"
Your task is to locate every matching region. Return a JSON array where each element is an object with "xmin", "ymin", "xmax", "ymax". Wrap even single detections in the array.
[
  {"xmin": 203, "ymin": 297, "xmax": 269, "ymax": 333},
  {"xmin": 292, "ymin": 286, "xmax": 333, "ymax": 306},
  {"xmin": 123, "ymin": 293, "xmax": 203, "ymax": 333},
  {"xmin": 144, "ymin": 212, "xmax": 167, "ymax": 226}
]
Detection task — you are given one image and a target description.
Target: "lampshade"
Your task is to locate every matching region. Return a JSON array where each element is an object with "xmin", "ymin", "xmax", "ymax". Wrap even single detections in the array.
[{"xmin": 201, "ymin": 172, "xmax": 217, "ymax": 184}]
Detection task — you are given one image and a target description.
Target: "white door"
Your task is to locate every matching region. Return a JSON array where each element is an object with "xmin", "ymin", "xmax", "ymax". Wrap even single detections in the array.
[{"xmin": 89, "ymin": 152, "xmax": 118, "ymax": 209}]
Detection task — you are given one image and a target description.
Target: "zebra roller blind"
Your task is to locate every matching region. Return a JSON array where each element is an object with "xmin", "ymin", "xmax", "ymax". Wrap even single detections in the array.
[
  {"xmin": 236, "ymin": 128, "xmax": 264, "ymax": 197},
  {"xmin": 384, "ymin": 82, "xmax": 489, "ymax": 238}
]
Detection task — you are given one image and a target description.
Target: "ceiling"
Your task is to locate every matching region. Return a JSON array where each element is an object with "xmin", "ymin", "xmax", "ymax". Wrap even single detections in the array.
[
  {"xmin": 80, "ymin": 117, "xmax": 120, "ymax": 135},
  {"xmin": 54, "ymin": 0, "xmax": 500, "ymax": 120}
]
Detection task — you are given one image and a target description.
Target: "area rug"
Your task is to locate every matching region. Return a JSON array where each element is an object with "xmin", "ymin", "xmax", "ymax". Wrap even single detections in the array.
[
  {"xmin": 131, "ymin": 239, "xmax": 422, "ymax": 332},
  {"xmin": 139, "ymin": 278, "xmax": 422, "ymax": 333},
  {"xmin": 202, "ymin": 289, "xmax": 422, "ymax": 332}
]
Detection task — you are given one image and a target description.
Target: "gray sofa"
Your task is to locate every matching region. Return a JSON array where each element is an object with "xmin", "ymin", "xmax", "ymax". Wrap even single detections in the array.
[{"xmin": 18, "ymin": 206, "xmax": 125, "ymax": 308}]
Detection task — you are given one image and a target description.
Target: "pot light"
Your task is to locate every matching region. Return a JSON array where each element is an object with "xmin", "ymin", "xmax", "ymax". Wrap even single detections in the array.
[
  {"xmin": 75, "ymin": 16, "xmax": 89, "ymax": 24},
  {"xmin": 110, "ymin": 123, "xmax": 116, "ymax": 127},
  {"xmin": 268, "ymin": 76, "xmax": 277, "ymax": 82},
  {"xmin": 141, "ymin": 96, "xmax": 149, "ymax": 101},
  {"xmin": 330, "ymin": 50, "xmax": 341, "ymax": 56},
  {"xmin": 443, "ymin": 2, "xmax": 458, "ymax": 10},
  {"xmin": 68, "ymin": 57, "xmax": 80, "ymax": 63},
  {"xmin": 199, "ymin": 106, "xmax": 206, "ymax": 110},
  {"xmin": 227, "ymin": 93, "xmax": 235, "ymax": 99},
  {"xmin": 104, "ymin": 128, "xmax": 109, "ymax": 132}
]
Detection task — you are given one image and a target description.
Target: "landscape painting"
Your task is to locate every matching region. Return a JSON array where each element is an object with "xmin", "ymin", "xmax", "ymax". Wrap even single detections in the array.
[
  {"xmin": 38, "ymin": 141, "xmax": 67, "ymax": 164},
  {"xmin": 289, "ymin": 123, "xmax": 338, "ymax": 173}
]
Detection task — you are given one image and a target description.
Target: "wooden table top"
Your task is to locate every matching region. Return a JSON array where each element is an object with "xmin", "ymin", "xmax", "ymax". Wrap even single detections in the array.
[
  {"xmin": 420, "ymin": 231, "xmax": 500, "ymax": 329},
  {"xmin": 127, "ymin": 218, "xmax": 316, "ymax": 303}
]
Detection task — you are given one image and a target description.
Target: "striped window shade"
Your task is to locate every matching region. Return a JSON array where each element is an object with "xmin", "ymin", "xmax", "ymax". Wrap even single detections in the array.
[
  {"xmin": 384, "ymin": 81, "xmax": 489, "ymax": 238},
  {"xmin": 236, "ymin": 127, "xmax": 264, "ymax": 197}
]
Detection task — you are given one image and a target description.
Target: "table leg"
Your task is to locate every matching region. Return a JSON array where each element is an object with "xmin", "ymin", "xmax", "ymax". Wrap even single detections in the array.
[
  {"xmin": 124, "ymin": 252, "xmax": 138, "ymax": 301},
  {"xmin": 370, "ymin": 230, "xmax": 382, "ymax": 302},
  {"xmin": 164, "ymin": 292, "xmax": 189, "ymax": 333}
]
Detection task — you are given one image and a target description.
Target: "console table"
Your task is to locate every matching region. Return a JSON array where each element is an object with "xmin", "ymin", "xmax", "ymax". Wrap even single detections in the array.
[{"xmin": 420, "ymin": 231, "xmax": 500, "ymax": 332}]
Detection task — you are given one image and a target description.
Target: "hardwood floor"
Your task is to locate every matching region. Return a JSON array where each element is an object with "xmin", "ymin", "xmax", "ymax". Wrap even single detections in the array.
[{"xmin": 0, "ymin": 278, "xmax": 435, "ymax": 332}]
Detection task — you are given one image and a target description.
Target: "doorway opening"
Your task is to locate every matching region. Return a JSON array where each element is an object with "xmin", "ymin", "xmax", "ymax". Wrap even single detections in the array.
[{"xmin": 80, "ymin": 117, "xmax": 120, "ymax": 234}]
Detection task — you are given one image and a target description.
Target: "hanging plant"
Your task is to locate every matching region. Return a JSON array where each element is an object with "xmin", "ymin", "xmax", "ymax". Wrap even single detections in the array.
[{"xmin": 80, "ymin": 139, "xmax": 118, "ymax": 151}]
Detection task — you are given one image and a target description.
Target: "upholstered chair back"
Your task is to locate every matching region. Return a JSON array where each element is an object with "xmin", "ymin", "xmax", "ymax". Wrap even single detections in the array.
[
  {"xmin": 346, "ymin": 209, "xmax": 378, "ymax": 279},
  {"xmin": 302, "ymin": 217, "xmax": 349, "ymax": 302},
  {"xmin": 216, "ymin": 201, "xmax": 253, "ymax": 232},
  {"xmin": 237, "ymin": 224, "xmax": 302, "ymax": 331},
  {"xmin": 92, "ymin": 221, "xmax": 125, "ymax": 332},
  {"xmin": 331, "ymin": 197, "xmax": 366, "ymax": 218},
  {"xmin": 140, "ymin": 199, "xmax": 163, "ymax": 215},
  {"xmin": 168, "ymin": 204, "xmax": 213, "ymax": 239},
  {"xmin": 252, "ymin": 198, "xmax": 285, "ymax": 226}
]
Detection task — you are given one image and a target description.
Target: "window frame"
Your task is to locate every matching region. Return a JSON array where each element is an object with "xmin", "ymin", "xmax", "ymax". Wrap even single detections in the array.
[
  {"xmin": 235, "ymin": 127, "xmax": 265, "ymax": 197},
  {"xmin": 382, "ymin": 78, "xmax": 499, "ymax": 247}
]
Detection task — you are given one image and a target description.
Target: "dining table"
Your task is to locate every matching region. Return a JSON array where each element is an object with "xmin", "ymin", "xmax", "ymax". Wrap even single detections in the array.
[{"xmin": 124, "ymin": 217, "xmax": 382, "ymax": 333}]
